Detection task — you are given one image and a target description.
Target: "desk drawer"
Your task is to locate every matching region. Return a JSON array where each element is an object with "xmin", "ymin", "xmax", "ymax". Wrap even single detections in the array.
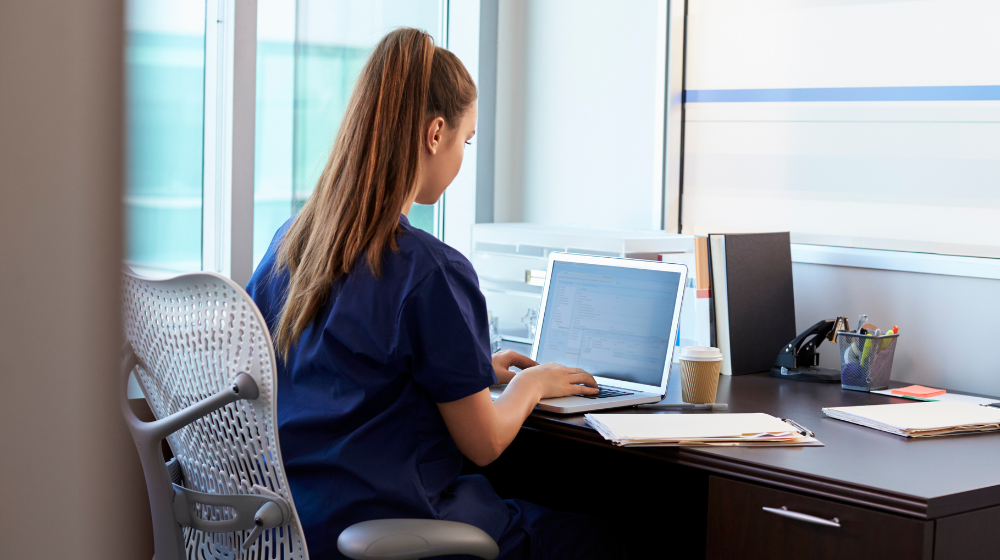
[{"xmin": 707, "ymin": 476, "xmax": 933, "ymax": 560}]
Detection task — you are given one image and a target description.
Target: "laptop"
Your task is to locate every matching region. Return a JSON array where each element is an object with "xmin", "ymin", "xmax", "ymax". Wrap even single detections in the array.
[{"xmin": 491, "ymin": 252, "xmax": 688, "ymax": 414}]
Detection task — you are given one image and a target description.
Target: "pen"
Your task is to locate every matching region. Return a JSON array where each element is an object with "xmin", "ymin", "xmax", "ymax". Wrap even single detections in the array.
[
  {"xmin": 781, "ymin": 418, "xmax": 815, "ymax": 437},
  {"xmin": 639, "ymin": 402, "xmax": 729, "ymax": 411}
]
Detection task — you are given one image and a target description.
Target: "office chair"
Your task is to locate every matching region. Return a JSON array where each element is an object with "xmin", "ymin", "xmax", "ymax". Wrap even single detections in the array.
[{"xmin": 120, "ymin": 270, "xmax": 500, "ymax": 560}]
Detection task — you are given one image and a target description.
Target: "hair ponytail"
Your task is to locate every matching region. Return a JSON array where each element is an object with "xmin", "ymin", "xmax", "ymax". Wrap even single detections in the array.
[{"xmin": 273, "ymin": 28, "xmax": 477, "ymax": 357}]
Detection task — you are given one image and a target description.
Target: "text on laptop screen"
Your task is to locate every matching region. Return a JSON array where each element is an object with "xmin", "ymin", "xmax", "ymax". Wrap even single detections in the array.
[{"xmin": 535, "ymin": 261, "xmax": 681, "ymax": 386}]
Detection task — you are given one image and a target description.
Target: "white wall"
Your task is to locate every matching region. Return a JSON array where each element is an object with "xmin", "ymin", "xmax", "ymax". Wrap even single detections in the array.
[
  {"xmin": 794, "ymin": 262, "xmax": 1000, "ymax": 397},
  {"xmin": 494, "ymin": 0, "xmax": 667, "ymax": 229}
]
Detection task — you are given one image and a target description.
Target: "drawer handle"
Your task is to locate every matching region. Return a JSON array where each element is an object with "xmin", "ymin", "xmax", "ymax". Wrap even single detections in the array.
[{"xmin": 762, "ymin": 506, "xmax": 841, "ymax": 528}]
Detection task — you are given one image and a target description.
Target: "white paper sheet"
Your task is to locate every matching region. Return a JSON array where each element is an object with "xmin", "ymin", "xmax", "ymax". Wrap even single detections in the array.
[{"xmin": 822, "ymin": 401, "xmax": 1000, "ymax": 437}]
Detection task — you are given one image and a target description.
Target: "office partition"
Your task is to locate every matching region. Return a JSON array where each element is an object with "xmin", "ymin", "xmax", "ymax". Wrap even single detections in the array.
[{"xmin": 681, "ymin": 0, "xmax": 1000, "ymax": 258}]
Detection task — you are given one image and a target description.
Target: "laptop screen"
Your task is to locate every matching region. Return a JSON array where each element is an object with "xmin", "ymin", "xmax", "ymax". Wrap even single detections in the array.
[{"xmin": 534, "ymin": 260, "xmax": 682, "ymax": 387}]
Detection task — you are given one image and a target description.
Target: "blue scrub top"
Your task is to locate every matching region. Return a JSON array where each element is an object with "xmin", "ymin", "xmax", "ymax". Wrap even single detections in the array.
[{"xmin": 247, "ymin": 215, "xmax": 505, "ymax": 559}]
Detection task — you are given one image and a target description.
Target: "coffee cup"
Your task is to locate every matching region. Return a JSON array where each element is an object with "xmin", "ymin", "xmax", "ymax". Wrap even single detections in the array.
[{"xmin": 679, "ymin": 347, "xmax": 723, "ymax": 404}]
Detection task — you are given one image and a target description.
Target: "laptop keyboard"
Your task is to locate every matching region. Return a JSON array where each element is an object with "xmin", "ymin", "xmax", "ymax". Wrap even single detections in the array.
[
  {"xmin": 491, "ymin": 384, "xmax": 635, "ymax": 400},
  {"xmin": 581, "ymin": 385, "xmax": 635, "ymax": 399}
]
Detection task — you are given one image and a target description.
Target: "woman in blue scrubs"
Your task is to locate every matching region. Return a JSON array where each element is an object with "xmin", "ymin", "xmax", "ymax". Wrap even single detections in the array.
[{"xmin": 247, "ymin": 28, "xmax": 627, "ymax": 560}]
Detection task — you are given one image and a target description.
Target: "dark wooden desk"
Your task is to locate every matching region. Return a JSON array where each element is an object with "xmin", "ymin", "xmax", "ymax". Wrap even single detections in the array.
[{"xmin": 469, "ymin": 370, "xmax": 1000, "ymax": 559}]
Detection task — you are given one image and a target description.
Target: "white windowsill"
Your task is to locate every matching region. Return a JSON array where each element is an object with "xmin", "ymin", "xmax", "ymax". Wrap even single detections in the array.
[{"xmin": 791, "ymin": 244, "xmax": 1000, "ymax": 280}]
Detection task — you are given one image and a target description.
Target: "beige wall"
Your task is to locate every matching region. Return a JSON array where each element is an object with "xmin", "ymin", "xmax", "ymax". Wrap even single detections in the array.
[{"xmin": 0, "ymin": 1, "xmax": 151, "ymax": 557}]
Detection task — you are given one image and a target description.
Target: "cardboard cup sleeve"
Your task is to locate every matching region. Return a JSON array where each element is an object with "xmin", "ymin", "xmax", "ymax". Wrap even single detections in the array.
[{"xmin": 680, "ymin": 358, "xmax": 722, "ymax": 404}]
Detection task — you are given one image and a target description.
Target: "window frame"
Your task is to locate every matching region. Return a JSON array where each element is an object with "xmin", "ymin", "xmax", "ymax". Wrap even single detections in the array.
[{"xmin": 201, "ymin": 0, "xmax": 256, "ymax": 287}]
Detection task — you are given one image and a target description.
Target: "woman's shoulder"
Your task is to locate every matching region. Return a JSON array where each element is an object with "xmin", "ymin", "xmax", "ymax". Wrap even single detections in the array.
[
  {"xmin": 396, "ymin": 218, "xmax": 476, "ymax": 279},
  {"xmin": 245, "ymin": 218, "xmax": 295, "ymax": 324}
]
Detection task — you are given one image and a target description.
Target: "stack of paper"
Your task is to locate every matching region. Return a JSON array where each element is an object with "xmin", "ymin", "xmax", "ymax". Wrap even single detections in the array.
[
  {"xmin": 822, "ymin": 401, "xmax": 1000, "ymax": 438},
  {"xmin": 584, "ymin": 413, "xmax": 823, "ymax": 447}
]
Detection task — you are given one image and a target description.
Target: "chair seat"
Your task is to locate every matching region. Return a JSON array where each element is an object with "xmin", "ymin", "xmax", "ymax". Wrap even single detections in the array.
[{"xmin": 338, "ymin": 518, "xmax": 499, "ymax": 560}]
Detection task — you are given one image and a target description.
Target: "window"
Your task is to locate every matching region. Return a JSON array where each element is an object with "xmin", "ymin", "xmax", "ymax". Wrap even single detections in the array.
[
  {"xmin": 125, "ymin": 0, "xmax": 449, "ymax": 278},
  {"xmin": 682, "ymin": 0, "xmax": 1000, "ymax": 258},
  {"xmin": 254, "ymin": 0, "xmax": 447, "ymax": 268},
  {"xmin": 125, "ymin": 0, "xmax": 207, "ymax": 273}
]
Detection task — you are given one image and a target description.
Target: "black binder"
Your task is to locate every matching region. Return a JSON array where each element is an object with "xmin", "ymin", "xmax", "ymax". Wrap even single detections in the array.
[{"xmin": 709, "ymin": 232, "xmax": 797, "ymax": 376}]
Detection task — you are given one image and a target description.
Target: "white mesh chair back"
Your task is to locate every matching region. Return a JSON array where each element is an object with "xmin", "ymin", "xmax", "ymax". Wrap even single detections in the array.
[{"xmin": 121, "ymin": 270, "xmax": 308, "ymax": 560}]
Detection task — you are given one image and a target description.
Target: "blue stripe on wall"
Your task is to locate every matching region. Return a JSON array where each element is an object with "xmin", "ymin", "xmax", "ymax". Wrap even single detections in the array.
[{"xmin": 684, "ymin": 85, "xmax": 1000, "ymax": 103}]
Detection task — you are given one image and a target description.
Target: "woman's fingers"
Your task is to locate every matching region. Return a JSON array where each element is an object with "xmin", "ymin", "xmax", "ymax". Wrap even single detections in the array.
[
  {"xmin": 502, "ymin": 351, "xmax": 539, "ymax": 370},
  {"xmin": 515, "ymin": 361, "xmax": 601, "ymax": 398},
  {"xmin": 566, "ymin": 372, "xmax": 598, "ymax": 388},
  {"xmin": 491, "ymin": 350, "xmax": 511, "ymax": 365},
  {"xmin": 570, "ymin": 384, "xmax": 600, "ymax": 395}
]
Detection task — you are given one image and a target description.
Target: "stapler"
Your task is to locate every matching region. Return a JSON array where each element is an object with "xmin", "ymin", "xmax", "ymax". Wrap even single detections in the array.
[{"xmin": 769, "ymin": 318, "xmax": 848, "ymax": 383}]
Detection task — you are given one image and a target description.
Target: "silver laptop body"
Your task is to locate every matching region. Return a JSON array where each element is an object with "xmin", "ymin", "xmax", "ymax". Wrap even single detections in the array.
[{"xmin": 491, "ymin": 252, "xmax": 688, "ymax": 414}]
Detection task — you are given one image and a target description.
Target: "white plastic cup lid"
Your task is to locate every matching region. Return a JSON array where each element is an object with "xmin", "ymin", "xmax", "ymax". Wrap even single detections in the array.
[{"xmin": 679, "ymin": 346, "xmax": 723, "ymax": 362}]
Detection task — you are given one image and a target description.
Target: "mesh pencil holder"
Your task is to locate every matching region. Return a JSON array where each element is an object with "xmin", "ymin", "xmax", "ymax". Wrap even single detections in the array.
[{"xmin": 837, "ymin": 332, "xmax": 899, "ymax": 392}]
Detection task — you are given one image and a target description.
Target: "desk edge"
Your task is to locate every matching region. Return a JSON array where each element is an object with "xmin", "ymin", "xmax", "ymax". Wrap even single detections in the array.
[{"xmin": 521, "ymin": 416, "xmax": 989, "ymax": 520}]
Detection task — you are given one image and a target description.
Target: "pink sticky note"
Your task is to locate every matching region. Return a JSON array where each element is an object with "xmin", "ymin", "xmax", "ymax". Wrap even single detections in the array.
[{"xmin": 891, "ymin": 385, "xmax": 946, "ymax": 398}]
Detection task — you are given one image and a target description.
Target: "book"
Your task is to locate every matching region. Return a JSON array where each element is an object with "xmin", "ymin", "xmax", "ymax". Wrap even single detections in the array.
[
  {"xmin": 659, "ymin": 252, "xmax": 712, "ymax": 355},
  {"xmin": 709, "ymin": 235, "xmax": 732, "ymax": 375},
  {"xmin": 822, "ymin": 401, "xmax": 1000, "ymax": 437},
  {"xmin": 694, "ymin": 236, "xmax": 710, "ymax": 291},
  {"xmin": 708, "ymin": 232, "xmax": 796, "ymax": 376}
]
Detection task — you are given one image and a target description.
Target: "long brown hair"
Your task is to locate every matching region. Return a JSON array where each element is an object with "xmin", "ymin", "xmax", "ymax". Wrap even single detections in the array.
[{"xmin": 273, "ymin": 28, "xmax": 477, "ymax": 356}]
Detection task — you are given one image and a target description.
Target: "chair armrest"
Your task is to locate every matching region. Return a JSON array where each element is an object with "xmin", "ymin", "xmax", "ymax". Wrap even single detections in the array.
[{"xmin": 338, "ymin": 518, "xmax": 499, "ymax": 560}]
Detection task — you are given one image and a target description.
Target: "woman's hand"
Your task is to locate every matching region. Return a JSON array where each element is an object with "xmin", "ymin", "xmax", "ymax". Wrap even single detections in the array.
[
  {"xmin": 491, "ymin": 350, "xmax": 538, "ymax": 384},
  {"xmin": 510, "ymin": 362, "xmax": 599, "ymax": 399},
  {"xmin": 437, "ymin": 360, "xmax": 599, "ymax": 467}
]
